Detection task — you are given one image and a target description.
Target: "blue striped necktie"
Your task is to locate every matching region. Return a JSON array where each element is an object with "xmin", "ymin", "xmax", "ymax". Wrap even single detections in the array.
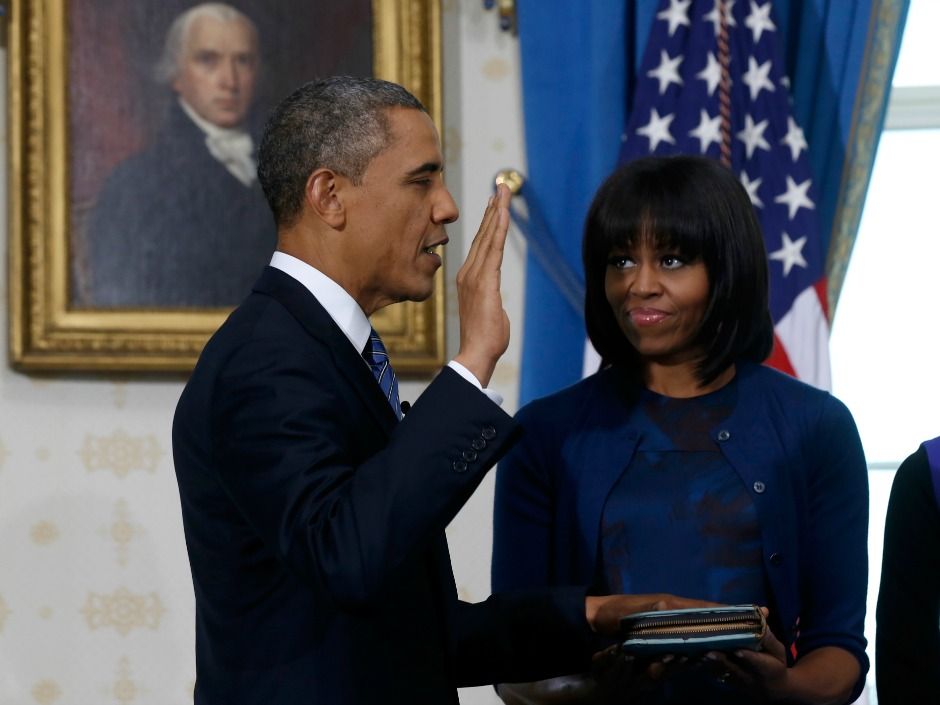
[{"xmin": 362, "ymin": 328, "xmax": 402, "ymax": 420}]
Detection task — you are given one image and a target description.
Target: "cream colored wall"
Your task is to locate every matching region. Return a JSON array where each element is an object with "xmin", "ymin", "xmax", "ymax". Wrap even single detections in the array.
[{"xmin": 0, "ymin": 3, "xmax": 524, "ymax": 704}]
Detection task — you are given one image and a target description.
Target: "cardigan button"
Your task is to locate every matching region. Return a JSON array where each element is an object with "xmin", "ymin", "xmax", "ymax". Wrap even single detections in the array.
[
  {"xmin": 453, "ymin": 460, "xmax": 469, "ymax": 473},
  {"xmin": 753, "ymin": 480, "xmax": 766, "ymax": 494},
  {"xmin": 769, "ymin": 552, "xmax": 783, "ymax": 566},
  {"xmin": 717, "ymin": 429, "xmax": 731, "ymax": 441}
]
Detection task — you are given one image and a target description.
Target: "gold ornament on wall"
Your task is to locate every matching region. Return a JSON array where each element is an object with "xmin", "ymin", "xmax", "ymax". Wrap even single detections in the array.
[
  {"xmin": 481, "ymin": 56, "xmax": 510, "ymax": 80},
  {"xmin": 99, "ymin": 500, "xmax": 139, "ymax": 567},
  {"xmin": 112, "ymin": 657, "xmax": 141, "ymax": 705},
  {"xmin": 81, "ymin": 588, "xmax": 165, "ymax": 636},
  {"xmin": 31, "ymin": 679, "xmax": 62, "ymax": 705},
  {"xmin": 30, "ymin": 520, "xmax": 61, "ymax": 545},
  {"xmin": 80, "ymin": 430, "xmax": 162, "ymax": 477},
  {"xmin": 483, "ymin": 0, "xmax": 517, "ymax": 34}
]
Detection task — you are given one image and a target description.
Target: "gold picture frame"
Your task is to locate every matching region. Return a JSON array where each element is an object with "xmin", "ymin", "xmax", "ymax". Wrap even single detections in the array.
[{"xmin": 8, "ymin": 0, "xmax": 444, "ymax": 374}]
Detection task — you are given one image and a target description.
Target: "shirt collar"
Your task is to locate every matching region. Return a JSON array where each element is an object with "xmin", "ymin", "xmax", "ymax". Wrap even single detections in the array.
[
  {"xmin": 178, "ymin": 97, "xmax": 250, "ymax": 142},
  {"xmin": 268, "ymin": 251, "xmax": 371, "ymax": 355}
]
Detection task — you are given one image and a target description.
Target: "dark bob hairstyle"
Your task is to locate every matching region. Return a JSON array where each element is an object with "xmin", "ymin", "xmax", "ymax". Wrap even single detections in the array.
[{"xmin": 582, "ymin": 155, "xmax": 774, "ymax": 386}]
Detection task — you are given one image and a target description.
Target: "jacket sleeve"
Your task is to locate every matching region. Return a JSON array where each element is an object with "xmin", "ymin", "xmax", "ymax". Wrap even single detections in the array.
[
  {"xmin": 875, "ymin": 446, "xmax": 940, "ymax": 703},
  {"xmin": 209, "ymin": 340, "xmax": 517, "ymax": 610},
  {"xmin": 797, "ymin": 394, "xmax": 870, "ymax": 696},
  {"xmin": 451, "ymin": 587, "xmax": 598, "ymax": 687}
]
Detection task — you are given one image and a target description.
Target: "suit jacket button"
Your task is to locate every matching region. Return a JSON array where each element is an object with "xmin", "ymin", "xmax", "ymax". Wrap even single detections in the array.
[
  {"xmin": 481, "ymin": 425, "xmax": 497, "ymax": 440},
  {"xmin": 453, "ymin": 460, "xmax": 469, "ymax": 473},
  {"xmin": 462, "ymin": 450, "xmax": 478, "ymax": 462},
  {"xmin": 753, "ymin": 480, "xmax": 766, "ymax": 494},
  {"xmin": 471, "ymin": 438, "xmax": 487, "ymax": 451},
  {"xmin": 717, "ymin": 429, "xmax": 731, "ymax": 441}
]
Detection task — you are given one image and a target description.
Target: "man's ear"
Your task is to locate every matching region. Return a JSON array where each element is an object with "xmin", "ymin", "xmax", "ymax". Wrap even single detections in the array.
[{"xmin": 305, "ymin": 168, "xmax": 347, "ymax": 228}]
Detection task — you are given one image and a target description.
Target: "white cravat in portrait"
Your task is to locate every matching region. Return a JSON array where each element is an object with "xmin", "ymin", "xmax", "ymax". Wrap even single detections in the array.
[{"xmin": 179, "ymin": 98, "xmax": 257, "ymax": 187}]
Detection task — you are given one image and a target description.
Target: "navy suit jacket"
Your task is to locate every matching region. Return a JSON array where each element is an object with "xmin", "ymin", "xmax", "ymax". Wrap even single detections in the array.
[{"xmin": 173, "ymin": 267, "xmax": 595, "ymax": 704}]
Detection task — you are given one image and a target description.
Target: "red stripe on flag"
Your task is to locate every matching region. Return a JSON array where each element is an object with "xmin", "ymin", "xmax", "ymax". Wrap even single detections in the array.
[
  {"xmin": 765, "ymin": 334, "xmax": 797, "ymax": 377},
  {"xmin": 814, "ymin": 278, "xmax": 829, "ymax": 321}
]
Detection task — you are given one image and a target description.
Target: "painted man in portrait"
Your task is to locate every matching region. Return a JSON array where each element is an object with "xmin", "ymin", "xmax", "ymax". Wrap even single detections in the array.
[{"xmin": 85, "ymin": 2, "xmax": 276, "ymax": 308}]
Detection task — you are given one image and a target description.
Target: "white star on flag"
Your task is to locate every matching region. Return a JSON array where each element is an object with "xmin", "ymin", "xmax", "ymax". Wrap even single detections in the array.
[
  {"xmin": 769, "ymin": 232, "xmax": 808, "ymax": 276},
  {"xmin": 742, "ymin": 56, "xmax": 775, "ymax": 101},
  {"xmin": 740, "ymin": 171, "xmax": 764, "ymax": 208},
  {"xmin": 657, "ymin": 0, "xmax": 692, "ymax": 36},
  {"xmin": 636, "ymin": 108, "xmax": 676, "ymax": 150},
  {"xmin": 647, "ymin": 50, "xmax": 684, "ymax": 94},
  {"xmin": 689, "ymin": 110, "xmax": 722, "ymax": 153},
  {"xmin": 697, "ymin": 52, "xmax": 723, "ymax": 96},
  {"xmin": 704, "ymin": 0, "xmax": 737, "ymax": 36},
  {"xmin": 745, "ymin": 0, "xmax": 776, "ymax": 43},
  {"xmin": 781, "ymin": 117, "xmax": 808, "ymax": 161},
  {"xmin": 774, "ymin": 175, "xmax": 815, "ymax": 219},
  {"xmin": 736, "ymin": 114, "xmax": 771, "ymax": 159}
]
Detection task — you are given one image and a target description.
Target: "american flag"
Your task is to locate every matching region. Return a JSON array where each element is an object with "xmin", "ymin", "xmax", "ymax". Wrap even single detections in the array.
[{"xmin": 618, "ymin": 0, "xmax": 831, "ymax": 389}]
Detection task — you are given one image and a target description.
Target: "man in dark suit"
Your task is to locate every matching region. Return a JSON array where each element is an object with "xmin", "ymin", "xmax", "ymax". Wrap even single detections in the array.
[
  {"xmin": 83, "ymin": 3, "xmax": 274, "ymax": 308},
  {"xmin": 173, "ymin": 76, "xmax": 659, "ymax": 704}
]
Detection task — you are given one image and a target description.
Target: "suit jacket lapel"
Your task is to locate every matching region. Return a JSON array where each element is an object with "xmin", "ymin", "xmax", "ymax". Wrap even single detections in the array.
[{"xmin": 252, "ymin": 266, "xmax": 398, "ymax": 435}]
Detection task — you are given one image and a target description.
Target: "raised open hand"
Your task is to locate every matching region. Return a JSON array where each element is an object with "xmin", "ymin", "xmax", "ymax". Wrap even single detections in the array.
[{"xmin": 453, "ymin": 183, "xmax": 512, "ymax": 387}]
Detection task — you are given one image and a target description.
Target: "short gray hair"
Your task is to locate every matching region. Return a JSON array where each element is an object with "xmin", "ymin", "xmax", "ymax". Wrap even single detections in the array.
[
  {"xmin": 258, "ymin": 76, "xmax": 426, "ymax": 228},
  {"xmin": 154, "ymin": 3, "xmax": 257, "ymax": 84}
]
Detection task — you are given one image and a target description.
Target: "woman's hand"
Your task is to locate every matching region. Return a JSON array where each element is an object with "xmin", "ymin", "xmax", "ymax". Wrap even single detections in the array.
[
  {"xmin": 585, "ymin": 592, "xmax": 721, "ymax": 634},
  {"xmin": 701, "ymin": 608, "xmax": 860, "ymax": 704},
  {"xmin": 701, "ymin": 608, "xmax": 790, "ymax": 699}
]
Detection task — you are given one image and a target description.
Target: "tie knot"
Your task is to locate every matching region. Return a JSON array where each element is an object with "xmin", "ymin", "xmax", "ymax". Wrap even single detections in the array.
[{"xmin": 363, "ymin": 330, "xmax": 390, "ymax": 364}]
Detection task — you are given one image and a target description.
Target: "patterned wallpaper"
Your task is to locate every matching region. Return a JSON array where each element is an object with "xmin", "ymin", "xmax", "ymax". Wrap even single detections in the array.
[{"xmin": 0, "ymin": 3, "xmax": 525, "ymax": 704}]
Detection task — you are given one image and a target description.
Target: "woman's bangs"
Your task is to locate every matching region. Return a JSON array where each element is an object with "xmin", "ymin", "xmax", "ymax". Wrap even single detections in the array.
[{"xmin": 611, "ymin": 206, "xmax": 705, "ymax": 260}]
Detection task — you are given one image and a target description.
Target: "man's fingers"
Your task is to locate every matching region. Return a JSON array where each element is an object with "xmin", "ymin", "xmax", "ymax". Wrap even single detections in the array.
[
  {"xmin": 478, "ymin": 190, "xmax": 511, "ymax": 264},
  {"xmin": 464, "ymin": 187, "xmax": 502, "ymax": 266},
  {"xmin": 463, "ymin": 184, "xmax": 511, "ymax": 273},
  {"xmin": 464, "ymin": 194, "xmax": 497, "ymax": 266},
  {"xmin": 475, "ymin": 204, "xmax": 509, "ymax": 276}
]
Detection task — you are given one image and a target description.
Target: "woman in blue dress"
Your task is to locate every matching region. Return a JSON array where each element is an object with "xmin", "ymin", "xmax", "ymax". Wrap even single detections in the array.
[{"xmin": 493, "ymin": 155, "xmax": 868, "ymax": 704}]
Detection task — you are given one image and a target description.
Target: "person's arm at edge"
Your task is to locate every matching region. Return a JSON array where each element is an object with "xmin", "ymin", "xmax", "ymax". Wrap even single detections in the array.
[{"xmin": 876, "ymin": 445, "xmax": 940, "ymax": 703}]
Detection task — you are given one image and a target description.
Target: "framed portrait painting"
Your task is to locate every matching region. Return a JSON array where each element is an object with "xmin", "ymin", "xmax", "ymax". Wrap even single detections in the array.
[{"xmin": 8, "ymin": 0, "xmax": 444, "ymax": 373}]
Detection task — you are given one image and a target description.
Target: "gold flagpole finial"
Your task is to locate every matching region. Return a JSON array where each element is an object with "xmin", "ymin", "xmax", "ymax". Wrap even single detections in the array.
[{"xmin": 494, "ymin": 169, "xmax": 525, "ymax": 195}]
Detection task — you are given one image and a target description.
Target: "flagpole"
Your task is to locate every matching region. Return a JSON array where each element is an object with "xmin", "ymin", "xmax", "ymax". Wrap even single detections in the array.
[{"xmin": 718, "ymin": 0, "xmax": 733, "ymax": 166}]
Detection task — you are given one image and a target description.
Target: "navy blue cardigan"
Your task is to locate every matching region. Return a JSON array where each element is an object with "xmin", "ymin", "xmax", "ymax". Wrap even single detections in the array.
[{"xmin": 493, "ymin": 363, "xmax": 869, "ymax": 697}]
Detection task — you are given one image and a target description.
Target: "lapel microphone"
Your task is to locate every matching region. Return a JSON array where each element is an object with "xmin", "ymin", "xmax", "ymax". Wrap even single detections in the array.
[{"xmin": 400, "ymin": 401, "xmax": 411, "ymax": 415}]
